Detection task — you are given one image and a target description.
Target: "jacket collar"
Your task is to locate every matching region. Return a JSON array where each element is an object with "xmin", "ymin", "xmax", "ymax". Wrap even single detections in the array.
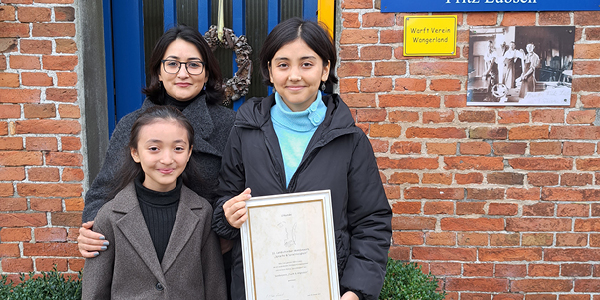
[
  {"xmin": 111, "ymin": 182, "xmax": 205, "ymax": 280},
  {"xmin": 142, "ymin": 94, "xmax": 221, "ymax": 157},
  {"xmin": 235, "ymin": 93, "xmax": 359, "ymax": 141}
]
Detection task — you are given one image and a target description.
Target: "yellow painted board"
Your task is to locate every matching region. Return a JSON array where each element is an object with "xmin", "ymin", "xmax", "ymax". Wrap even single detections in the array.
[
  {"xmin": 318, "ymin": 0, "xmax": 334, "ymax": 39},
  {"xmin": 404, "ymin": 15, "xmax": 457, "ymax": 56}
]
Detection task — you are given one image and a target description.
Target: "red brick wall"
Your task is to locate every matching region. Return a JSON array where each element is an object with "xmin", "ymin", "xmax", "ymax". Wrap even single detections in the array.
[
  {"xmin": 2, "ymin": 0, "xmax": 600, "ymax": 297},
  {"xmin": 340, "ymin": 0, "xmax": 600, "ymax": 298},
  {"xmin": 0, "ymin": 0, "xmax": 83, "ymax": 281}
]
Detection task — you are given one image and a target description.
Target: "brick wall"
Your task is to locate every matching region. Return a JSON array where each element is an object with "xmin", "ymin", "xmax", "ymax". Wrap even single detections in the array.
[
  {"xmin": 0, "ymin": 0, "xmax": 83, "ymax": 281},
  {"xmin": 340, "ymin": 0, "xmax": 600, "ymax": 298},
  {"xmin": 2, "ymin": 0, "xmax": 600, "ymax": 297}
]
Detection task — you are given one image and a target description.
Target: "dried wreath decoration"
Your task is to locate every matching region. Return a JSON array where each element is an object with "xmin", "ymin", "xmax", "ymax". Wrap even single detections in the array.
[{"xmin": 204, "ymin": 25, "xmax": 252, "ymax": 106}]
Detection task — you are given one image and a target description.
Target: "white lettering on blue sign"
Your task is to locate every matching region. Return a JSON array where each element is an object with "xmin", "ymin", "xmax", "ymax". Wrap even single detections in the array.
[
  {"xmin": 445, "ymin": 0, "xmax": 536, "ymax": 3},
  {"xmin": 484, "ymin": 0, "xmax": 536, "ymax": 3},
  {"xmin": 383, "ymin": 0, "xmax": 593, "ymax": 12},
  {"xmin": 446, "ymin": 0, "xmax": 480, "ymax": 3}
]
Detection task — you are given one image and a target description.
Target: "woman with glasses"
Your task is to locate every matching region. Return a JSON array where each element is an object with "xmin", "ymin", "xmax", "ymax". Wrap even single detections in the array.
[{"xmin": 77, "ymin": 25, "xmax": 235, "ymax": 267}]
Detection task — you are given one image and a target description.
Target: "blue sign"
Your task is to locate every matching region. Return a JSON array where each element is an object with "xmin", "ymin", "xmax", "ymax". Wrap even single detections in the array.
[{"xmin": 381, "ymin": 0, "xmax": 600, "ymax": 13}]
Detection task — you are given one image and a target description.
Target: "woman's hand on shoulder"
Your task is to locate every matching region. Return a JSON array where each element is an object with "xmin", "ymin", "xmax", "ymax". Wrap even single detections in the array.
[
  {"xmin": 223, "ymin": 188, "xmax": 251, "ymax": 229},
  {"xmin": 77, "ymin": 221, "xmax": 109, "ymax": 258}
]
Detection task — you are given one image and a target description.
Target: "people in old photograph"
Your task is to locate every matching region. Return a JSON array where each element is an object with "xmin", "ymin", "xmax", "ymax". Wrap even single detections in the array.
[
  {"xmin": 467, "ymin": 26, "xmax": 574, "ymax": 106},
  {"xmin": 517, "ymin": 43, "xmax": 540, "ymax": 98},
  {"xmin": 501, "ymin": 41, "xmax": 520, "ymax": 89},
  {"xmin": 482, "ymin": 40, "xmax": 498, "ymax": 101}
]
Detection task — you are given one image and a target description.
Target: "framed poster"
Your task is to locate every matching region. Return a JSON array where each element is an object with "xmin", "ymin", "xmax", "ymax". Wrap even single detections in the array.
[
  {"xmin": 467, "ymin": 26, "xmax": 575, "ymax": 106},
  {"xmin": 240, "ymin": 190, "xmax": 339, "ymax": 300}
]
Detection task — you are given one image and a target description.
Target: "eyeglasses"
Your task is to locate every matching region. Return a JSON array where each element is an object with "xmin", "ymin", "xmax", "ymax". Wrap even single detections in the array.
[{"xmin": 161, "ymin": 59, "xmax": 205, "ymax": 75}]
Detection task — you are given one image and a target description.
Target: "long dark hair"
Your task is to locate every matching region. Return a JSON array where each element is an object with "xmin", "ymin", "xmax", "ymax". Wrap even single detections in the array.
[
  {"xmin": 143, "ymin": 24, "xmax": 225, "ymax": 105},
  {"xmin": 259, "ymin": 17, "xmax": 338, "ymax": 87},
  {"xmin": 107, "ymin": 106, "xmax": 199, "ymax": 199}
]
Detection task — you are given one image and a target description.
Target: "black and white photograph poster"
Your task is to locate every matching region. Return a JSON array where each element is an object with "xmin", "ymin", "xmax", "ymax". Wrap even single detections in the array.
[{"xmin": 467, "ymin": 26, "xmax": 575, "ymax": 106}]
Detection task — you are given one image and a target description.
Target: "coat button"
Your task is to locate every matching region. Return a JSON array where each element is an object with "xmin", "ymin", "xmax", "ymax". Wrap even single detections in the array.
[{"xmin": 155, "ymin": 282, "xmax": 164, "ymax": 291}]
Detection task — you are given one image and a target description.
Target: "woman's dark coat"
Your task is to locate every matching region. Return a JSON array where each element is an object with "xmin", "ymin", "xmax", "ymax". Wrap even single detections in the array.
[
  {"xmin": 82, "ymin": 94, "xmax": 235, "ymax": 222},
  {"xmin": 212, "ymin": 94, "xmax": 392, "ymax": 300},
  {"xmin": 82, "ymin": 183, "xmax": 227, "ymax": 300}
]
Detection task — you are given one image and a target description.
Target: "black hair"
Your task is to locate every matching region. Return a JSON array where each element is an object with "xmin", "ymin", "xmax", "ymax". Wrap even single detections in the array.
[
  {"xmin": 107, "ymin": 105, "xmax": 199, "ymax": 199},
  {"xmin": 259, "ymin": 17, "xmax": 338, "ymax": 87},
  {"xmin": 143, "ymin": 24, "xmax": 225, "ymax": 105}
]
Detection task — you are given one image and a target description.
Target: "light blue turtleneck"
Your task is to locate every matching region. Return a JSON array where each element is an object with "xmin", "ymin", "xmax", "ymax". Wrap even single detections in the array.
[{"xmin": 270, "ymin": 91, "xmax": 327, "ymax": 187}]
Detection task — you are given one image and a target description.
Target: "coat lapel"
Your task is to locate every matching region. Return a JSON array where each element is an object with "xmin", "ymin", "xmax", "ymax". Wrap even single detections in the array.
[
  {"xmin": 112, "ymin": 184, "xmax": 167, "ymax": 284},
  {"xmin": 160, "ymin": 186, "xmax": 203, "ymax": 273},
  {"xmin": 182, "ymin": 95, "xmax": 221, "ymax": 157}
]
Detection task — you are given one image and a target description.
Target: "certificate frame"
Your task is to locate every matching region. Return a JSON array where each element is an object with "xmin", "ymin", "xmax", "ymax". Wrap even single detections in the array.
[{"xmin": 240, "ymin": 190, "xmax": 340, "ymax": 300}]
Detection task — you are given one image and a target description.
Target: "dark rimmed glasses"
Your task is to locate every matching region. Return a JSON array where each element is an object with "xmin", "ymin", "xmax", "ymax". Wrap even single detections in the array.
[{"xmin": 161, "ymin": 59, "xmax": 205, "ymax": 75}]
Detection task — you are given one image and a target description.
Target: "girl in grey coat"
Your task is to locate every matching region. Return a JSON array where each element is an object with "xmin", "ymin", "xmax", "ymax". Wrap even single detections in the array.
[{"xmin": 82, "ymin": 106, "xmax": 226, "ymax": 300}]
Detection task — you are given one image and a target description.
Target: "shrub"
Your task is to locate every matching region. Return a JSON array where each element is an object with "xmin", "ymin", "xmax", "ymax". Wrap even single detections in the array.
[
  {"xmin": 380, "ymin": 258, "xmax": 446, "ymax": 300},
  {"xmin": 0, "ymin": 260, "xmax": 443, "ymax": 299},
  {"xmin": 0, "ymin": 268, "xmax": 81, "ymax": 300}
]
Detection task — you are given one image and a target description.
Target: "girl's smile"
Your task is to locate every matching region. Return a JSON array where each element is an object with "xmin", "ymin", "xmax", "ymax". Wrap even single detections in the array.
[{"xmin": 159, "ymin": 168, "xmax": 174, "ymax": 174}]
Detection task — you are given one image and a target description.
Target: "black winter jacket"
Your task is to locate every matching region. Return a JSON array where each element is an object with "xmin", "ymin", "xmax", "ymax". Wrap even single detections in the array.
[
  {"xmin": 212, "ymin": 94, "xmax": 392, "ymax": 300},
  {"xmin": 83, "ymin": 94, "xmax": 235, "ymax": 222}
]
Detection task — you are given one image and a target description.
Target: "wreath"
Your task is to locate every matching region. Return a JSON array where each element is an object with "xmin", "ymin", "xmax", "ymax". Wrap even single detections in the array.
[{"xmin": 204, "ymin": 25, "xmax": 252, "ymax": 106}]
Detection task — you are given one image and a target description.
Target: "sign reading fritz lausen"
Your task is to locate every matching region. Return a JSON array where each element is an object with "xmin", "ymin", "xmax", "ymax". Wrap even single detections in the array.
[{"xmin": 381, "ymin": 0, "xmax": 600, "ymax": 13}]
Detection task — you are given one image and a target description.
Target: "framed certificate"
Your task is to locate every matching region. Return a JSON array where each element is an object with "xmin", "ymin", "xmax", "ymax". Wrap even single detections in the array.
[{"xmin": 240, "ymin": 190, "xmax": 340, "ymax": 300}]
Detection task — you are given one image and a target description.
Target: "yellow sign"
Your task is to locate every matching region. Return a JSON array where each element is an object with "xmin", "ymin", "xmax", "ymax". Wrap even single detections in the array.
[{"xmin": 404, "ymin": 15, "xmax": 457, "ymax": 56}]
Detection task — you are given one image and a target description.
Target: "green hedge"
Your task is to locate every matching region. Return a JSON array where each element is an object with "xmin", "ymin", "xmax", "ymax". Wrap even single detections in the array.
[
  {"xmin": 380, "ymin": 258, "xmax": 446, "ymax": 300},
  {"xmin": 0, "ymin": 269, "xmax": 81, "ymax": 300},
  {"xmin": 0, "ymin": 259, "xmax": 443, "ymax": 299}
]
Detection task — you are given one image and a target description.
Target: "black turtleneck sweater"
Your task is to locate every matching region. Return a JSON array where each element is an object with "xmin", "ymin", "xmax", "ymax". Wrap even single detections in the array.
[
  {"xmin": 134, "ymin": 174, "xmax": 180, "ymax": 263},
  {"xmin": 164, "ymin": 93, "xmax": 194, "ymax": 111}
]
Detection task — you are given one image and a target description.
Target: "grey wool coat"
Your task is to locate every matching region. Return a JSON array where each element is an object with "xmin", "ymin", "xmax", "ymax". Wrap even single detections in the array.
[{"xmin": 82, "ymin": 182, "xmax": 227, "ymax": 300}]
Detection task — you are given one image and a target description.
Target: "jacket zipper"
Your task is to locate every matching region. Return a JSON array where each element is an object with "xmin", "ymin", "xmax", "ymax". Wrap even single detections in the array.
[
  {"xmin": 286, "ymin": 128, "xmax": 356, "ymax": 192},
  {"xmin": 287, "ymin": 144, "xmax": 321, "ymax": 192},
  {"xmin": 264, "ymin": 136, "xmax": 287, "ymax": 191}
]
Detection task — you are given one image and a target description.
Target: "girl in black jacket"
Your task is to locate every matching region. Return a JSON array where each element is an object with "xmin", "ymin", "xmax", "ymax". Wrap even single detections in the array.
[{"xmin": 212, "ymin": 17, "xmax": 392, "ymax": 300}]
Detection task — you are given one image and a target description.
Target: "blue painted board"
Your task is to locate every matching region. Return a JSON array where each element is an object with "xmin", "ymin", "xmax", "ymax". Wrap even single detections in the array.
[
  {"xmin": 102, "ymin": 0, "xmax": 116, "ymax": 135},
  {"xmin": 105, "ymin": 0, "xmax": 323, "ymax": 120},
  {"xmin": 266, "ymin": 0, "xmax": 280, "ymax": 96},
  {"xmin": 232, "ymin": 0, "xmax": 246, "ymax": 111},
  {"xmin": 198, "ymin": 0, "xmax": 212, "ymax": 34},
  {"xmin": 303, "ymin": 0, "xmax": 318, "ymax": 21},
  {"xmin": 111, "ymin": 0, "xmax": 146, "ymax": 125},
  {"xmin": 268, "ymin": 0, "xmax": 280, "ymax": 32},
  {"xmin": 164, "ymin": 0, "xmax": 176, "ymax": 31}
]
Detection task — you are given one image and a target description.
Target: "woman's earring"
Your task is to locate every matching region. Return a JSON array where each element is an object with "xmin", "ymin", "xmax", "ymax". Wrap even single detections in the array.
[
  {"xmin": 320, "ymin": 82, "xmax": 326, "ymax": 91},
  {"xmin": 203, "ymin": 83, "xmax": 206, "ymax": 91}
]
